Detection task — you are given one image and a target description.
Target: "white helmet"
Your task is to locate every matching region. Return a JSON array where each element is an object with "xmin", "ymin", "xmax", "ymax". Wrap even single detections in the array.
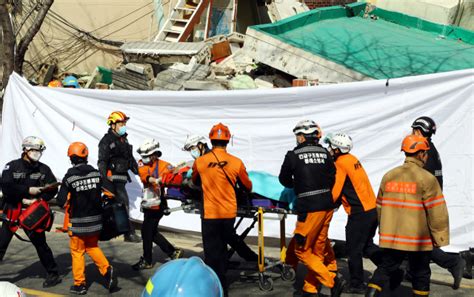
[
  {"xmin": 0, "ymin": 282, "xmax": 26, "ymax": 297},
  {"xmin": 293, "ymin": 120, "xmax": 322, "ymax": 137},
  {"xmin": 183, "ymin": 134, "xmax": 207, "ymax": 151},
  {"xmin": 22, "ymin": 136, "xmax": 46, "ymax": 151},
  {"xmin": 137, "ymin": 138, "xmax": 161, "ymax": 157},
  {"xmin": 325, "ymin": 132, "xmax": 353, "ymax": 153}
]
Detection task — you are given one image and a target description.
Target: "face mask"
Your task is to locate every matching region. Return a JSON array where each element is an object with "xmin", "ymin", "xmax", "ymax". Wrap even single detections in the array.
[
  {"xmin": 190, "ymin": 148, "xmax": 201, "ymax": 159},
  {"xmin": 142, "ymin": 156, "xmax": 151, "ymax": 164},
  {"xmin": 117, "ymin": 126, "xmax": 127, "ymax": 136},
  {"xmin": 28, "ymin": 150, "xmax": 42, "ymax": 162}
]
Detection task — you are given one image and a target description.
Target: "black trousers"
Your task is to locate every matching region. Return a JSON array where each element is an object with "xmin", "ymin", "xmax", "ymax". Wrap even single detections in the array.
[
  {"xmin": 112, "ymin": 181, "xmax": 136, "ymax": 235},
  {"xmin": 202, "ymin": 218, "xmax": 237, "ymax": 296},
  {"xmin": 142, "ymin": 209, "xmax": 175, "ymax": 263},
  {"xmin": 345, "ymin": 209, "xmax": 382, "ymax": 287},
  {"xmin": 0, "ymin": 221, "xmax": 58, "ymax": 275},
  {"xmin": 369, "ymin": 248, "xmax": 431, "ymax": 292}
]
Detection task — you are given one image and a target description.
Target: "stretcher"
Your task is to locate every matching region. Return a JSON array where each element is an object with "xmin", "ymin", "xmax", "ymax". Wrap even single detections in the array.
[{"xmin": 164, "ymin": 188, "xmax": 296, "ymax": 291}]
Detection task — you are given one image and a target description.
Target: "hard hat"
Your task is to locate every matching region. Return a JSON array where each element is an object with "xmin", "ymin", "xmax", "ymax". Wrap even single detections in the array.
[
  {"xmin": 62, "ymin": 75, "xmax": 80, "ymax": 88},
  {"xmin": 324, "ymin": 132, "xmax": 353, "ymax": 153},
  {"xmin": 0, "ymin": 282, "xmax": 26, "ymax": 297},
  {"xmin": 141, "ymin": 257, "xmax": 223, "ymax": 297},
  {"xmin": 401, "ymin": 135, "xmax": 430, "ymax": 153},
  {"xmin": 293, "ymin": 120, "xmax": 322, "ymax": 137},
  {"xmin": 47, "ymin": 80, "xmax": 62, "ymax": 88},
  {"xmin": 183, "ymin": 135, "xmax": 207, "ymax": 151},
  {"xmin": 107, "ymin": 111, "xmax": 129, "ymax": 125},
  {"xmin": 411, "ymin": 116, "xmax": 436, "ymax": 137},
  {"xmin": 137, "ymin": 138, "xmax": 161, "ymax": 157},
  {"xmin": 22, "ymin": 136, "xmax": 46, "ymax": 151},
  {"xmin": 67, "ymin": 142, "xmax": 89, "ymax": 158},
  {"xmin": 209, "ymin": 123, "xmax": 231, "ymax": 141}
]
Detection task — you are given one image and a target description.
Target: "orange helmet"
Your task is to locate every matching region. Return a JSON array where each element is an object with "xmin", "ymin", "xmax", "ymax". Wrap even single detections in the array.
[
  {"xmin": 68, "ymin": 142, "xmax": 89, "ymax": 158},
  {"xmin": 209, "ymin": 123, "xmax": 231, "ymax": 141},
  {"xmin": 48, "ymin": 80, "xmax": 62, "ymax": 88},
  {"xmin": 107, "ymin": 111, "xmax": 129, "ymax": 125},
  {"xmin": 401, "ymin": 135, "xmax": 430, "ymax": 153}
]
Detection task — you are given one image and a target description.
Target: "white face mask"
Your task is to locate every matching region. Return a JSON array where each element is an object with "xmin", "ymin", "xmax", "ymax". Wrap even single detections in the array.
[
  {"xmin": 142, "ymin": 156, "xmax": 151, "ymax": 164},
  {"xmin": 190, "ymin": 148, "xmax": 201, "ymax": 159},
  {"xmin": 27, "ymin": 150, "xmax": 42, "ymax": 162}
]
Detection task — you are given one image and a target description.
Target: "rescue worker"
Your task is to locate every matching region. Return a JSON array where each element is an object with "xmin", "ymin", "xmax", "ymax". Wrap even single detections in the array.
[
  {"xmin": 0, "ymin": 136, "xmax": 61, "ymax": 288},
  {"xmin": 325, "ymin": 132, "xmax": 383, "ymax": 294},
  {"xmin": 183, "ymin": 135, "xmax": 258, "ymax": 263},
  {"xmin": 279, "ymin": 120, "xmax": 345, "ymax": 297},
  {"xmin": 366, "ymin": 135, "xmax": 450, "ymax": 297},
  {"xmin": 191, "ymin": 123, "xmax": 252, "ymax": 296},
  {"xmin": 410, "ymin": 116, "xmax": 466, "ymax": 289},
  {"xmin": 132, "ymin": 138, "xmax": 183, "ymax": 270},
  {"xmin": 98, "ymin": 111, "xmax": 140, "ymax": 242},
  {"xmin": 57, "ymin": 142, "xmax": 117, "ymax": 295}
]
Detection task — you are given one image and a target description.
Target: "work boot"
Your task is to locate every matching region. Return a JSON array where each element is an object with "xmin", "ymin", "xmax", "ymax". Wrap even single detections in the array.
[
  {"xmin": 43, "ymin": 273, "xmax": 62, "ymax": 288},
  {"xmin": 104, "ymin": 266, "xmax": 118, "ymax": 292},
  {"xmin": 344, "ymin": 283, "xmax": 367, "ymax": 294},
  {"xmin": 460, "ymin": 250, "xmax": 473, "ymax": 279},
  {"xmin": 449, "ymin": 257, "xmax": 466, "ymax": 290},
  {"xmin": 124, "ymin": 233, "xmax": 141, "ymax": 243},
  {"xmin": 132, "ymin": 256, "xmax": 154, "ymax": 271},
  {"xmin": 365, "ymin": 286, "xmax": 381, "ymax": 297},
  {"xmin": 170, "ymin": 248, "xmax": 184, "ymax": 260},
  {"xmin": 70, "ymin": 285, "xmax": 87, "ymax": 295},
  {"xmin": 330, "ymin": 276, "xmax": 346, "ymax": 297},
  {"xmin": 389, "ymin": 268, "xmax": 405, "ymax": 290}
]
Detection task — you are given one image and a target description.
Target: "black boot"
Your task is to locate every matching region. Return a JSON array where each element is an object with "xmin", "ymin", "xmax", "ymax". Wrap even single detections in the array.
[
  {"xmin": 43, "ymin": 273, "xmax": 62, "ymax": 288},
  {"xmin": 124, "ymin": 232, "xmax": 141, "ymax": 243},
  {"xmin": 104, "ymin": 266, "xmax": 118, "ymax": 292},
  {"xmin": 330, "ymin": 276, "xmax": 346, "ymax": 297},
  {"xmin": 365, "ymin": 286, "xmax": 381, "ymax": 297}
]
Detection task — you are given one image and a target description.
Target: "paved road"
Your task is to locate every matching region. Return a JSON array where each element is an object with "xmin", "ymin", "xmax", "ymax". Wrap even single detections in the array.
[{"xmin": 0, "ymin": 220, "xmax": 473, "ymax": 297}]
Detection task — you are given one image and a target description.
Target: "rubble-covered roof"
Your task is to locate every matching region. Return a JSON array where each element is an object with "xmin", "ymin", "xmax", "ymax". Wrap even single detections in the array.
[{"xmin": 248, "ymin": 3, "xmax": 474, "ymax": 80}]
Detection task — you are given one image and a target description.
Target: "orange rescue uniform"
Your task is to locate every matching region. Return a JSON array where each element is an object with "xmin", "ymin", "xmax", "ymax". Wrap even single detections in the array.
[{"xmin": 192, "ymin": 147, "xmax": 252, "ymax": 219}]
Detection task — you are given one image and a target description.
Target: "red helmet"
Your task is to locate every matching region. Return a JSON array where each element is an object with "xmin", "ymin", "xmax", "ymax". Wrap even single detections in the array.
[
  {"xmin": 401, "ymin": 135, "xmax": 430, "ymax": 153},
  {"xmin": 209, "ymin": 123, "xmax": 231, "ymax": 141},
  {"xmin": 68, "ymin": 142, "xmax": 89, "ymax": 158}
]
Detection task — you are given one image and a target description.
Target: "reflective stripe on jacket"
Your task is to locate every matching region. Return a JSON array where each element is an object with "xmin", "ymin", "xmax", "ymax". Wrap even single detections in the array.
[{"xmin": 377, "ymin": 157, "xmax": 449, "ymax": 252}]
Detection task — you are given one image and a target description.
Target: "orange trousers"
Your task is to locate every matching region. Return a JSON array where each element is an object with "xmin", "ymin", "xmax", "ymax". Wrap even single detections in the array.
[
  {"xmin": 70, "ymin": 235, "xmax": 110, "ymax": 286},
  {"xmin": 286, "ymin": 210, "xmax": 336, "ymax": 293}
]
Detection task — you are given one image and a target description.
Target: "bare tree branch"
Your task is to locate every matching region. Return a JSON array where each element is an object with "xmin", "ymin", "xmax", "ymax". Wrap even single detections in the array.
[
  {"xmin": 0, "ymin": 0, "xmax": 15, "ymax": 89},
  {"xmin": 14, "ymin": 0, "xmax": 54, "ymax": 74}
]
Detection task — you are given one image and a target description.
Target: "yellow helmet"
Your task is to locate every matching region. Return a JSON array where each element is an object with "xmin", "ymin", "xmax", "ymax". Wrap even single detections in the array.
[{"xmin": 106, "ymin": 111, "xmax": 129, "ymax": 125}]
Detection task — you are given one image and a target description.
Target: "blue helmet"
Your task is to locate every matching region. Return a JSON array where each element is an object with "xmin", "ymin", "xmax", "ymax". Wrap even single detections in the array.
[
  {"xmin": 142, "ymin": 257, "xmax": 223, "ymax": 297},
  {"xmin": 62, "ymin": 75, "xmax": 80, "ymax": 88}
]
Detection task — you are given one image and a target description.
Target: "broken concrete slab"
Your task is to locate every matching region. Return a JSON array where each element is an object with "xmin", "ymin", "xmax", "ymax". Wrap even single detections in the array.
[
  {"xmin": 120, "ymin": 41, "xmax": 211, "ymax": 65},
  {"xmin": 229, "ymin": 74, "xmax": 257, "ymax": 90},
  {"xmin": 154, "ymin": 63, "xmax": 210, "ymax": 91},
  {"xmin": 183, "ymin": 80, "xmax": 228, "ymax": 90}
]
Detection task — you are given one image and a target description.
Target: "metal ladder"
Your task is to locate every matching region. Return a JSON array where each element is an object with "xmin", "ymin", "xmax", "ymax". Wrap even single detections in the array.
[{"xmin": 154, "ymin": 0, "xmax": 210, "ymax": 42}]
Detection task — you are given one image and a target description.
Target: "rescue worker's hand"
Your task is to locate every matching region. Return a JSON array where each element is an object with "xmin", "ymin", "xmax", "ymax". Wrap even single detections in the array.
[
  {"xmin": 22, "ymin": 198, "xmax": 37, "ymax": 205},
  {"xmin": 149, "ymin": 177, "xmax": 162, "ymax": 185},
  {"xmin": 107, "ymin": 176, "xmax": 113, "ymax": 182},
  {"xmin": 29, "ymin": 187, "xmax": 43, "ymax": 196}
]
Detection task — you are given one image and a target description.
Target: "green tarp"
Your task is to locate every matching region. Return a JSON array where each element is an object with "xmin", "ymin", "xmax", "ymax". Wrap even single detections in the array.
[{"xmin": 251, "ymin": 4, "xmax": 474, "ymax": 79}]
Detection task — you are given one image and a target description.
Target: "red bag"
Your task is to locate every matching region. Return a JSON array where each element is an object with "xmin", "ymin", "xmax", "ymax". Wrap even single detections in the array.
[{"xmin": 18, "ymin": 199, "xmax": 53, "ymax": 232}]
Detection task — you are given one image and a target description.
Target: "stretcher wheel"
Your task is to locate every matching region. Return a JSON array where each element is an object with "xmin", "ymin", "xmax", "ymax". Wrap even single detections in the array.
[
  {"xmin": 281, "ymin": 266, "xmax": 296, "ymax": 281},
  {"xmin": 258, "ymin": 275, "xmax": 273, "ymax": 291}
]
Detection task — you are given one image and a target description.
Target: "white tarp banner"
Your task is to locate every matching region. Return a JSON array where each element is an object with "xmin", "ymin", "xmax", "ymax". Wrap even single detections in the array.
[{"xmin": 1, "ymin": 70, "xmax": 472, "ymax": 252}]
